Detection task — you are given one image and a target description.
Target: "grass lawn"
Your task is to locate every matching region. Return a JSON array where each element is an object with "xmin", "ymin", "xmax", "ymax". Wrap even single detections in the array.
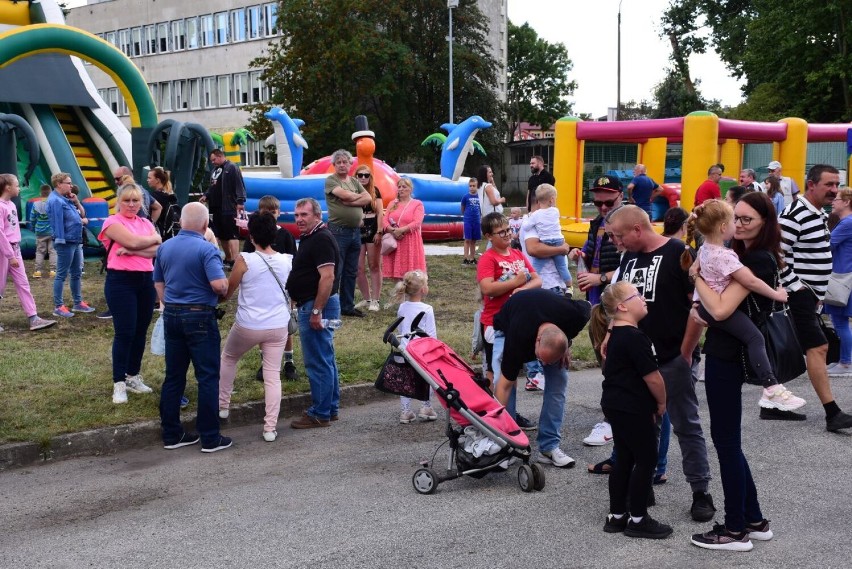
[{"xmin": 0, "ymin": 244, "xmax": 596, "ymax": 445}]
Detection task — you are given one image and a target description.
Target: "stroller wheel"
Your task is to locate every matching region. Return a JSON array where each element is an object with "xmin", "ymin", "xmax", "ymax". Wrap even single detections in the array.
[
  {"xmin": 412, "ymin": 468, "xmax": 439, "ymax": 495},
  {"xmin": 518, "ymin": 464, "xmax": 534, "ymax": 493},
  {"xmin": 531, "ymin": 463, "xmax": 546, "ymax": 491}
]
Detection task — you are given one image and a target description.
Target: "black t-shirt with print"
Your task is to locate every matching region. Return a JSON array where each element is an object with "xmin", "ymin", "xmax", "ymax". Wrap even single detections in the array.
[
  {"xmin": 601, "ymin": 326, "xmax": 659, "ymax": 414},
  {"xmin": 617, "ymin": 238, "xmax": 692, "ymax": 364}
]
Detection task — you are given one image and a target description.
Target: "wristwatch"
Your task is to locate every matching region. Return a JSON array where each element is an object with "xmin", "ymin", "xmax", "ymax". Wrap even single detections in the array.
[
  {"xmin": 600, "ymin": 273, "xmax": 609, "ymax": 284},
  {"xmin": 311, "ymin": 308, "xmax": 322, "ymax": 316}
]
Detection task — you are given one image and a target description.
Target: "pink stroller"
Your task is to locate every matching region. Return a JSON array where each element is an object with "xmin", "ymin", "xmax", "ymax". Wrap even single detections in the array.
[{"xmin": 378, "ymin": 314, "xmax": 546, "ymax": 494}]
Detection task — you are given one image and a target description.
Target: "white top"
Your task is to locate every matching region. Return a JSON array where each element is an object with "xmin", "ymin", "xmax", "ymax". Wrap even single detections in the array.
[
  {"xmin": 478, "ymin": 183, "xmax": 503, "ymax": 217},
  {"xmin": 395, "ymin": 301, "xmax": 437, "ymax": 362},
  {"xmin": 236, "ymin": 251, "xmax": 293, "ymax": 330},
  {"xmin": 520, "ymin": 223, "xmax": 561, "ymax": 290},
  {"xmin": 522, "ymin": 206, "xmax": 562, "ymax": 241}
]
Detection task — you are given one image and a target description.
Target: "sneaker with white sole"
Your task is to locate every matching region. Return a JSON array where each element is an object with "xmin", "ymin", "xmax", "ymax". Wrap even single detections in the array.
[
  {"xmin": 399, "ymin": 410, "xmax": 416, "ymax": 424},
  {"xmin": 368, "ymin": 300, "xmax": 380, "ymax": 312},
  {"xmin": 691, "ymin": 523, "xmax": 753, "ymax": 551},
  {"xmin": 583, "ymin": 421, "xmax": 614, "ymax": 446},
  {"xmin": 29, "ymin": 316, "xmax": 57, "ymax": 331},
  {"xmin": 201, "ymin": 436, "xmax": 233, "ymax": 453},
  {"xmin": 112, "ymin": 381, "xmax": 128, "ymax": 404},
  {"xmin": 417, "ymin": 406, "xmax": 437, "ymax": 421},
  {"xmin": 219, "ymin": 409, "xmax": 230, "ymax": 419},
  {"xmin": 354, "ymin": 299, "xmax": 370, "ymax": 310},
  {"xmin": 827, "ymin": 362, "xmax": 852, "ymax": 377},
  {"xmin": 759, "ymin": 384, "xmax": 806, "ymax": 411},
  {"xmin": 745, "ymin": 518, "xmax": 773, "ymax": 541},
  {"xmin": 53, "ymin": 305, "xmax": 74, "ymax": 318},
  {"xmin": 163, "ymin": 432, "xmax": 200, "ymax": 449},
  {"xmin": 515, "ymin": 413, "xmax": 537, "ymax": 431},
  {"xmin": 72, "ymin": 301, "xmax": 96, "ymax": 313},
  {"xmin": 263, "ymin": 430, "xmax": 277, "ymax": 442},
  {"xmin": 537, "ymin": 447, "xmax": 576, "ymax": 468},
  {"xmin": 125, "ymin": 374, "xmax": 153, "ymax": 393}
]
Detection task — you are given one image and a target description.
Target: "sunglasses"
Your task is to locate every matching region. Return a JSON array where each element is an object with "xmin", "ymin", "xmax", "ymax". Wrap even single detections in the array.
[
  {"xmin": 593, "ymin": 199, "xmax": 617, "ymax": 208},
  {"xmin": 356, "ymin": 173, "xmax": 371, "ymax": 179}
]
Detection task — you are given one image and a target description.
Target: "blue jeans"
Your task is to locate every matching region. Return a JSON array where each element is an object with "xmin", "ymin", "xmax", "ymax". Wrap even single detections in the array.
[
  {"xmin": 53, "ymin": 242, "xmax": 82, "ymax": 307},
  {"xmin": 327, "ymin": 223, "xmax": 361, "ymax": 312},
  {"xmin": 830, "ymin": 314, "xmax": 852, "ymax": 364},
  {"xmin": 492, "ymin": 331, "xmax": 569, "ymax": 453},
  {"xmin": 656, "ymin": 412, "xmax": 671, "ymax": 477},
  {"xmin": 160, "ymin": 305, "xmax": 221, "ymax": 446},
  {"xmin": 298, "ymin": 295, "xmax": 340, "ymax": 420},
  {"xmin": 704, "ymin": 356, "xmax": 764, "ymax": 532},
  {"xmin": 105, "ymin": 270, "xmax": 156, "ymax": 383}
]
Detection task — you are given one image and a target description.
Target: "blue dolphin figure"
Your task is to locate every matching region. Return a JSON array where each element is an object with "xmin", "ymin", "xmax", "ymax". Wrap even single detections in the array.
[
  {"xmin": 265, "ymin": 107, "xmax": 308, "ymax": 178},
  {"xmin": 439, "ymin": 115, "xmax": 492, "ymax": 180}
]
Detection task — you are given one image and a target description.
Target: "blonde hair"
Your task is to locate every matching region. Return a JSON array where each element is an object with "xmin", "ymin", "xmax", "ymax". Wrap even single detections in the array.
[
  {"xmin": 681, "ymin": 199, "xmax": 732, "ymax": 269},
  {"xmin": 836, "ymin": 187, "xmax": 852, "ymax": 206},
  {"xmin": 150, "ymin": 167, "xmax": 173, "ymax": 194},
  {"xmin": 116, "ymin": 183, "xmax": 142, "ymax": 213},
  {"xmin": 392, "ymin": 270, "xmax": 428, "ymax": 303},
  {"xmin": 535, "ymin": 183, "xmax": 557, "ymax": 203},
  {"xmin": 599, "ymin": 281, "xmax": 637, "ymax": 318}
]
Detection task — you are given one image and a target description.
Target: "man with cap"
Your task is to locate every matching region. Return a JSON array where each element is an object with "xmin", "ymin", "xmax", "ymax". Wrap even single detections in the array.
[
  {"xmin": 569, "ymin": 175, "xmax": 624, "ymax": 306},
  {"xmin": 766, "ymin": 161, "xmax": 800, "ymax": 207}
]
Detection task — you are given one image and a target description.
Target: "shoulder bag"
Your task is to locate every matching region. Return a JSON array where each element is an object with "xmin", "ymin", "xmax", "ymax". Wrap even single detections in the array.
[
  {"xmin": 824, "ymin": 271, "xmax": 852, "ymax": 307},
  {"xmin": 374, "ymin": 351, "xmax": 431, "ymax": 400},
  {"xmin": 255, "ymin": 253, "xmax": 298, "ymax": 336},
  {"xmin": 381, "ymin": 200, "xmax": 411, "ymax": 255}
]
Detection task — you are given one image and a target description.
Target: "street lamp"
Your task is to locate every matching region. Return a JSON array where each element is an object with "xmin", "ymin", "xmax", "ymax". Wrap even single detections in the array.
[
  {"xmin": 448, "ymin": 0, "xmax": 459, "ymax": 124},
  {"xmin": 616, "ymin": 0, "xmax": 622, "ymax": 121}
]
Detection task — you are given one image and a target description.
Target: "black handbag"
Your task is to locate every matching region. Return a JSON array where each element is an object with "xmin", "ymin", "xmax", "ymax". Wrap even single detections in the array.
[
  {"xmin": 742, "ymin": 257, "xmax": 807, "ymax": 385},
  {"xmin": 375, "ymin": 353, "xmax": 430, "ymax": 400},
  {"xmin": 820, "ymin": 318, "xmax": 841, "ymax": 365}
]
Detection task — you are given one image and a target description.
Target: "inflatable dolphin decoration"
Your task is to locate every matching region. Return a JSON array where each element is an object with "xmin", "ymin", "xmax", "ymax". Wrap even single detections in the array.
[
  {"xmin": 434, "ymin": 115, "xmax": 492, "ymax": 181},
  {"xmin": 265, "ymin": 107, "xmax": 308, "ymax": 178}
]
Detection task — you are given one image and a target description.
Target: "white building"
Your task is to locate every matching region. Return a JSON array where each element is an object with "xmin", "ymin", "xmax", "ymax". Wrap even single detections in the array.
[{"xmin": 67, "ymin": 0, "xmax": 507, "ymax": 167}]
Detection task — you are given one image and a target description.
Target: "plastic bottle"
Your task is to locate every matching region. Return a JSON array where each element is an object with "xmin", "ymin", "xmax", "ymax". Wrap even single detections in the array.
[
  {"xmin": 576, "ymin": 255, "xmax": 588, "ymax": 274},
  {"xmin": 321, "ymin": 318, "xmax": 342, "ymax": 330}
]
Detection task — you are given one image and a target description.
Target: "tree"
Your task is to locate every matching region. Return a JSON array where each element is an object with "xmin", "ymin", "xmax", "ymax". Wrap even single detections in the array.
[
  {"xmin": 245, "ymin": 0, "xmax": 502, "ymax": 169},
  {"xmin": 505, "ymin": 21, "xmax": 575, "ymax": 141}
]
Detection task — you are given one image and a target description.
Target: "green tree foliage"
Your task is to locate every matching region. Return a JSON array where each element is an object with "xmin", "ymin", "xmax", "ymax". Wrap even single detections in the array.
[
  {"xmin": 663, "ymin": 0, "xmax": 851, "ymax": 122},
  {"xmin": 505, "ymin": 21, "xmax": 575, "ymax": 140},
  {"xmin": 246, "ymin": 0, "xmax": 502, "ymax": 169}
]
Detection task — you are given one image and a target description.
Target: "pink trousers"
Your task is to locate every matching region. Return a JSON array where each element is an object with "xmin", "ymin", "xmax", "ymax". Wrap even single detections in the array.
[
  {"xmin": 219, "ymin": 322, "xmax": 288, "ymax": 432},
  {"xmin": 0, "ymin": 246, "xmax": 37, "ymax": 318}
]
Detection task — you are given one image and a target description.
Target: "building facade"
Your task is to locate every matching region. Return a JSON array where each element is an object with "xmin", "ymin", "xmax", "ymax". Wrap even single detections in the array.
[{"xmin": 68, "ymin": 0, "xmax": 507, "ymax": 167}]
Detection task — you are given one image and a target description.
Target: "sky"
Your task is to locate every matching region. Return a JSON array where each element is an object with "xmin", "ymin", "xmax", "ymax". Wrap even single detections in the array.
[{"xmin": 506, "ymin": 0, "xmax": 745, "ymax": 118}]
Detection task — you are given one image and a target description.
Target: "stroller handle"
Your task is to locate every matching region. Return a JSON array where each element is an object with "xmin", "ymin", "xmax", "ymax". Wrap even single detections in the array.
[{"xmin": 383, "ymin": 316, "xmax": 405, "ymax": 347}]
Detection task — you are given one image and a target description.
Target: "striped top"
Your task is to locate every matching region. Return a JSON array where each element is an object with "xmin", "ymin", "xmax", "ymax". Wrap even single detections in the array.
[{"xmin": 779, "ymin": 196, "xmax": 832, "ymax": 297}]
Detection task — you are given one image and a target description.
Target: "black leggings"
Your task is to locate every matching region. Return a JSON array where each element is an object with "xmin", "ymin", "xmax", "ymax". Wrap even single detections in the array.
[
  {"xmin": 604, "ymin": 407, "xmax": 659, "ymax": 517},
  {"xmin": 698, "ymin": 304, "xmax": 776, "ymax": 387}
]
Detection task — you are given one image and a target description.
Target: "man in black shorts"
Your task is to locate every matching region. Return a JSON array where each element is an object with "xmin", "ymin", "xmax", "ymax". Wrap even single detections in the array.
[
  {"xmin": 779, "ymin": 164, "xmax": 852, "ymax": 432},
  {"xmin": 201, "ymin": 149, "xmax": 246, "ymax": 270}
]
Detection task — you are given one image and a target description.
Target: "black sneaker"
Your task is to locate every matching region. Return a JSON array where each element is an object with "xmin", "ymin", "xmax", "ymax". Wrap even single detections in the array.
[
  {"xmin": 96, "ymin": 310, "xmax": 113, "ymax": 319},
  {"xmin": 515, "ymin": 413, "xmax": 537, "ymax": 431},
  {"xmin": 201, "ymin": 436, "xmax": 233, "ymax": 453},
  {"xmin": 745, "ymin": 518, "xmax": 774, "ymax": 541},
  {"xmin": 826, "ymin": 410, "xmax": 852, "ymax": 432},
  {"xmin": 603, "ymin": 514, "xmax": 628, "ymax": 533},
  {"xmin": 691, "ymin": 523, "xmax": 753, "ymax": 551},
  {"xmin": 760, "ymin": 407, "xmax": 806, "ymax": 421},
  {"xmin": 691, "ymin": 491, "xmax": 716, "ymax": 522},
  {"xmin": 341, "ymin": 308, "xmax": 365, "ymax": 317},
  {"xmin": 163, "ymin": 432, "xmax": 200, "ymax": 449},
  {"xmin": 624, "ymin": 515, "xmax": 673, "ymax": 539},
  {"xmin": 284, "ymin": 360, "xmax": 298, "ymax": 380}
]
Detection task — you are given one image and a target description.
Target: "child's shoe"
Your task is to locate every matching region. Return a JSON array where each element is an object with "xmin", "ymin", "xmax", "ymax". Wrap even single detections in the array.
[
  {"xmin": 759, "ymin": 384, "xmax": 806, "ymax": 411},
  {"xmin": 125, "ymin": 374, "xmax": 154, "ymax": 394},
  {"xmin": 53, "ymin": 305, "xmax": 74, "ymax": 318},
  {"xmin": 32, "ymin": 270, "xmax": 42, "ymax": 279},
  {"xmin": 29, "ymin": 316, "xmax": 57, "ymax": 331},
  {"xmin": 368, "ymin": 300, "xmax": 380, "ymax": 312},
  {"xmin": 417, "ymin": 406, "xmax": 437, "ymax": 421},
  {"xmin": 112, "ymin": 381, "xmax": 128, "ymax": 404},
  {"xmin": 399, "ymin": 410, "xmax": 416, "ymax": 424},
  {"xmin": 49, "ymin": 270, "xmax": 56, "ymax": 277},
  {"xmin": 72, "ymin": 301, "xmax": 96, "ymax": 313}
]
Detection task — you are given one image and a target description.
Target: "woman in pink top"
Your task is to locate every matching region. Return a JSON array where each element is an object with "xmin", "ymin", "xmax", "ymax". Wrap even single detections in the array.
[
  {"xmin": 98, "ymin": 184, "xmax": 162, "ymax": 404},
  {"xmin": 381, "ymin": 177, "xmax": 426, "ymax": 285}
]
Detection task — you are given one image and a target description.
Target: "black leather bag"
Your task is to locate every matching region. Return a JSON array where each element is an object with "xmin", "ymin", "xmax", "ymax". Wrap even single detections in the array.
[
  {"xmin": 375, "ymin": 353, "xmax": 430, "ymax": 400},
  {"xmin": 821, "ymin": 319, "xmax": 841, "ymax": 365}
]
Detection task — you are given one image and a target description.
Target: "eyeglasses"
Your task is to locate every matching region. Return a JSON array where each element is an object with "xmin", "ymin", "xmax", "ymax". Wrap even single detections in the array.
[
  {"xmin": 61, "ymin": 180, "xmax": 73, "ymax": 185},
  {"xmin": 491, "ymin": 229, "xmax": 511, "ymax": 238},
  {"xmin": 356, "ymin": 173, "xmax": 371, "ymax": 179},
  {"xmin": 593, "ymin": 199, "xmax": 617, "ymax": 208},
  {"xmin": 621, "ymin": 293, "xmax": 642, "ymax": 303},
  {"xmin": 733, "ymin": 215, "xmax": 755, "ymax": 226}
]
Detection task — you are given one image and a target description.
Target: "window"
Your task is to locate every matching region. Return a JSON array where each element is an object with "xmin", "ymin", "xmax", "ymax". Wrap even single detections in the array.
[
  {"xmin": 234, "ymin": 73, "xmax": 249, "ymax": 105},
  {"xmin": 247, "ymin": 6, "xmax": 262, "ymax": 39},
  {"xmin": 245, "ymin": 141, "xmax": 268, "ymax": 167},
  {"xmin": 98, "ymin": 88, "xmax": 109, "ymax": 103},
  {"xmin": 120, "ymin": 95, "xmax": 129, "ymax": 116},
  {"xmin": 189, "ymin": 79, "xmax": 201, "ymax": 110},
  {"xmin": 108, "ymin": 88, "xmax": 119, "ymax": 114},
  {"xmin": 215, "ymin": 12, "xmax": 228, "ymax": 44},
  {"xmin": 158, "ymin": 23, "xmax": 169, "ymax": 52},
  {"xmin": 105, "ymin": 31, "xmax": 116, "ymax": 47},
  {"xmin": 217, "ymin": 75, "xmax": 232, "ymax": 107},
  {"xmin": 131, "ymin": 27, "xmax": 143, "ymax": 57},
  {"xmin": 185, "ymin": 17, "xmax": 199, "ymax": 49},
  {"xmin": 263, "ymin": 3, "xmax": 277, "ymax": 36},
  {"xmin": 174, "ymin": 80, "xmax": 187, "ymax": 110},
  {"xmin": 159, "ymin": 82, "xmax": 173, "ymax": 112},
  {"xmin": 144, "ymin": 25, "xmax": 156, "ymax": 54},
  {"xmin": 171, "ymin": 20, "xmax": 185, "ymax": 51},
  {"xmin": 200, "ymin": 14, "xmax": 214, "ymax": 47},
  {"xmin": 231, "ymin": 9, "xmax": 246, "ymax": 42},
  {"xmin": 202, "ymin": 77, "xmax": 217, "ymax": 108},
  {"xmin": 148, "ymin": 83, "xmax": 159, "ymax": 110},
  {"xmin": 249, "ymin": 70, "xmax": 267, "ymax": 103},
  {"xmin": 118, "ymin": 29, "xmax": 131, "ymax": 56}
]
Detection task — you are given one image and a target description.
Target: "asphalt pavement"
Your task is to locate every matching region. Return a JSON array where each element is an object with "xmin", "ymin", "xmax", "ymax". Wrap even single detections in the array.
[{"xmin": 1, "ymin": 367, "xmax": 851, "ymax": 568}]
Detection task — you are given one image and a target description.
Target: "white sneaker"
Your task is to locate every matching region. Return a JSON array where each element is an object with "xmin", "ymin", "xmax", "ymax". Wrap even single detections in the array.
[
  {"xmin": 262, "ymin": 430, "xmax": 277, "ymax": 442},
  {"xmin": 219, "ymin": 409, "xmax": 230, "ymax": 419},
  {"xmin": 125, "ymin": 374, "xmax": 153, "ymax": 394},
  {"xmin": 417, "ymin": 406, "xmax": 438, "ymax": 421},
  {"xmin": 368, "ymin": 300, "xmax": 380, "ymax": 312},
  {"xmin": 759, "ymin": 384, "xmax": 806, "ymax": 411},
  {"xmin": 827, "ymin": 362, "xmax": 852, "ymax": 377},
  {"xmin": 537, "ymin": 447, "xmax": 576, "ymax": 468},
  {"xmin": 583, "ymin": 422, "xmax": 614, "ymax": 446},
  {"xmin": 112, "ymin": 381, "xmax": 128, "ymax": 404},
  {"xmin": 354, "ymin": 299, "xmax": 370, "ymax": 310},
  {"xmin": 400, "ymin": 410, "xmax": 416, "ymax": 424}
]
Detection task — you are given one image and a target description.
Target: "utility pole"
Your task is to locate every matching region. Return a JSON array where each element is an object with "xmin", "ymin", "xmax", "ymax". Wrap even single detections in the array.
[{"xmin": 448, "ymin": 0, "xmax": 459, "ymax": 124}]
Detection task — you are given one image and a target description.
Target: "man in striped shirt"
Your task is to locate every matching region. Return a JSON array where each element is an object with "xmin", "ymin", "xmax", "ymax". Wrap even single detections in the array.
[{"xmin": 779, "ymin": 164, "xmax": 852, "ymax": 432}]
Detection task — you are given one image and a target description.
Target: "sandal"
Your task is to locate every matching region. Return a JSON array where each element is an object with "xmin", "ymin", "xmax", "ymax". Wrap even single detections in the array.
[
  {"xmin": 587, "ymin": 458, "xmax": 614, "ymax": 474},
  {"xmin": 653, "ymin": 473, "xmax": 668, "ymax": 485}
]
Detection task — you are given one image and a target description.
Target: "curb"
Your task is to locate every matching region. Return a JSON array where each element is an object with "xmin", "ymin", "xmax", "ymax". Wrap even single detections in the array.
[{"xmin": 0, "ymin": 382, "xmax": 394, "ymax": 472}]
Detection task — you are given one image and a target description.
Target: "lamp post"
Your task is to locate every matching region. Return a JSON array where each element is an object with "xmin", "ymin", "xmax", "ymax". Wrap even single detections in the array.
[
  {"xmin": 448, "ymin": 0, "xmax": 459, "ymax": 124},
  {"xmin": 616, "ymin": 0, "xmax": 622, "ymax": 121}
]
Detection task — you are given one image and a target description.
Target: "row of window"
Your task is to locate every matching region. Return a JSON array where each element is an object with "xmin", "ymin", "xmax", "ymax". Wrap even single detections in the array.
[
  {"xmin": 95, "ymin": 4, "xmax": 278, "ymax": 58},
  {"xmin": 99, "ymin": 71, "xmax": 271, "ymax": 116}
]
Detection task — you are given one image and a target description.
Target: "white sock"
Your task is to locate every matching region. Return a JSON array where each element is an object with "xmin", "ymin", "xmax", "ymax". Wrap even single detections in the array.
[{"xmin": 631, "ymin": 515, "xmax": 643, "ymax": 523}]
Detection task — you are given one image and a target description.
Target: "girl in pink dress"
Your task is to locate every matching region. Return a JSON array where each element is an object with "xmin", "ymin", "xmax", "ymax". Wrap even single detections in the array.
[{"xmin": 381, "ymin": 177, "xmax": 426, "ymax": 283}]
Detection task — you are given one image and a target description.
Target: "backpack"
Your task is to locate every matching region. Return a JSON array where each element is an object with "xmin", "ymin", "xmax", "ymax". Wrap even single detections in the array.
[{"xmin": 158, "ymin": 201, "xmax": 182, "ymax": 241}]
